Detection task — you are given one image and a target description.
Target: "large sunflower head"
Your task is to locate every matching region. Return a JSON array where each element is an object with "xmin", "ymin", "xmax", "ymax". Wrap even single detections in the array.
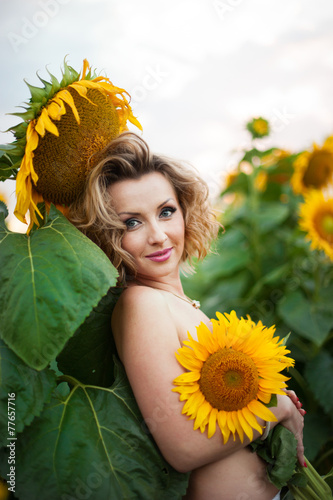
[
  {"xmin": 291, "ymin": 137, "xmax": 333, "ymax": 195},
  {"xmin": 0, "ymin": 58, "xmax": 142, "ymax": 230},
  {"xmin": 299, "ymin": 190, "xmax": 333, "ymax": 261},
  {"xmin": 173, "ymin": 310, "xmax": 294, "ymax": 443}
]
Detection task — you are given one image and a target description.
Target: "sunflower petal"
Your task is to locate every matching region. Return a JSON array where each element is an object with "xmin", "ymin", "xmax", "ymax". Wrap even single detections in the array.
[
  {"xmin": 247, "ymin": 400, "xmax": 277, "ymax": 422},
  {"xmin": 193, "ymin": 401, "xmax": 212, "ymax": 431},
  {"xmin": 207, "ymin": 408, "xmax": 218, "ymax": 438},
  {"xmin": 237, "ymin": 409, "xmax": 253, "ymax": 441}
]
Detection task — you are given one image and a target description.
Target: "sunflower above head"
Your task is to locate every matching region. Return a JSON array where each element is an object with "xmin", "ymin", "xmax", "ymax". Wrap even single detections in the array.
[
  {"xmin": 173, "ymin": 310, "xmax": 294, "ymax": 444},
  {"xmin": 0, "ymin": 58, "xmax": 142, "ymax": 231},
  {"xmin": 291, "ymin": 136, "xmax": 333, "ymax": 196}
]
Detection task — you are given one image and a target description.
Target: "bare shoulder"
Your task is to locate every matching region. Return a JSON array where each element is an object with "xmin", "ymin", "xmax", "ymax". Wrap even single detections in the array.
[
  {"xmin": 113, "ymin": 285, "xmax": 170, "ymax": 321},
  {"xmin": 111, "ymin": 285, "xmax": 177, "ymax": 361}
]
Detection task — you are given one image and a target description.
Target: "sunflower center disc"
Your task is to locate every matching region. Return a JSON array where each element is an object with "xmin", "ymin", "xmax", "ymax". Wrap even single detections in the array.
[
  {"xmin": 33, "ymin": 87, "xmax": 120, "ymax": 204},
  {"xmin": 199, "ymin": 348, "xmax": 259, "ymax": 411},
  {"xmin": 321, "ymin": 214, "xmax": 333, "ymax": 237},
  {"xmin": 303, "ymin": 151, "xmax": 333, "ymax": 189}
]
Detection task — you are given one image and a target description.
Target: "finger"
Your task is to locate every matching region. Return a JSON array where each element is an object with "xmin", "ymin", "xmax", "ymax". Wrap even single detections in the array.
[
  {"xmin": 297, "ymin": 442, "xmax": 306, "ymax": 467},
  {"xmin": 285, "ymin": 390, "xmax": 298, "ymax": 404}
]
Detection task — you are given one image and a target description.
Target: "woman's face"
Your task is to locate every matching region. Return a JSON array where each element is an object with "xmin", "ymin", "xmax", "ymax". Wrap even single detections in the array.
[{"xmin": 108, "ymin": 172, "xmax": 185, "ymax": 281}]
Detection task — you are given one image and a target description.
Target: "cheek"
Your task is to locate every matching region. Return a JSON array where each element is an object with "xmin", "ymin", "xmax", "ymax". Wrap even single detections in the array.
[
  {"xmin": 120, "ymin": 233, "xmax": 139, "ymax": 257},
  {"xmin": 173, "ymin": 216, "xmax": 185, "ymax": 245}
]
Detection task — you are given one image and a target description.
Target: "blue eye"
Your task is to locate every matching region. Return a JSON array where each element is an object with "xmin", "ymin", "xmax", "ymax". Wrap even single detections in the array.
[
  {"xmin": 160, "ymin": 207, "xmax": 177, "ymax": 218},
  {"xmin": 125, "ymin": 218, "xmax": 140, "ymax": 230}
]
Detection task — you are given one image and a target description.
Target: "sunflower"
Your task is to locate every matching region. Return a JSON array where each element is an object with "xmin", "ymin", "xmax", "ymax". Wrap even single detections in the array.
[
  {"xmin": 246, "ymin": 117, "xmax": 270, "ymax": 139},
  {"xmin": 0, "ymin": 59, "xmax": 142, "ymax": 230},
  {"xmin": 299, "ymin": 190, "xmax": 333, "ymax": 260},
  {"xmin": 254, "ymin": 171, "xmax": 268, "ymax": 192},
  {"xmin": 173, "ymin": 311, "xmax": 294, "ymax": 443},
  {"xmin": 291, "ymin": 137, "xmax": 333, "ymax": 195}
]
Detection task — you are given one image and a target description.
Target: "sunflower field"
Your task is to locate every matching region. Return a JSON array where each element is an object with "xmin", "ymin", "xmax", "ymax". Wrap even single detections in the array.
[
  {"xmin": 183, "ymin": 117, "xmax": 333, "ymax": 477},
  {"xmin": 0, "ymin": 111, "xmax": 333, "ymax": 499}
]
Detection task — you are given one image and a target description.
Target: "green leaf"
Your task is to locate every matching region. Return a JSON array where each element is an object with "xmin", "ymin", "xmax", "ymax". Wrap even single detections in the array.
[
  {"xmin": 255, "ymin": 203, "xmax": 290, "ymax": 233},
  {"xmin": 200, "ymin": 230, "xmax": 250, "ymax": 280},
  {"xmin": 304, "ymin": 351, "xmax": 333, "ymax": 414},
  {"xmin": 220, "ymin": 171, "xmax": 249, "ymax": 196},
  {"xmin": 266, "ymin": 394, "xmax": 278, "ymax": 408},
  {"xmin": 202, "ymin": 270, "xmax": 250, "ymax": 317},
  {"xmin": 254, "ymin": 425, "xmax": 298, "ymax": 489},
  {"xmin": 9, "ymin": 359, "xmax": 189, "ymax": 500},
  {"xmin": 0, "ymin": 202, "xmax": 8, "ymax": 220},
  {"xmin": 0, "ymin": 339, "xmax": 57, "ymax": 444},
  {"xmin": 57, "ymin": 288, "xmax": 121, "ymax": 387},
  {"xmin": 277, "ymin": 291, "xmax": 333, "ymax": 346},
  {"xmin": 302, "ymin": 413, "xmax": 333, "ymax": 461},
  {"xmin": 24, "ymin": 81, "xmax": 47, "ymax": 104},
  {"xmin": 0, "ymin": 206, "xmax": 118, "ymax": 370},
  {"xmin": 0, "ymin": 144, "xmax": 17, "ymax": 156},
  {"xmin": 246, "ymin": 262, "xmax": 290, "ymax": 300}
]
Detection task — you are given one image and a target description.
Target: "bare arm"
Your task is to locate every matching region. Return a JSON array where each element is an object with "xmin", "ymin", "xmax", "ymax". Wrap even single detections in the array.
[{"xmin": 112, "ymin": 287, "xmax": 304, "ymax": 473}]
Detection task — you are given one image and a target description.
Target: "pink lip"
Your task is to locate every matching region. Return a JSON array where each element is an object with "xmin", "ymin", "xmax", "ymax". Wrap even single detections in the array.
[{"xmin": 145, "ymin": 247, "xmax": 173, "ymax": 262}]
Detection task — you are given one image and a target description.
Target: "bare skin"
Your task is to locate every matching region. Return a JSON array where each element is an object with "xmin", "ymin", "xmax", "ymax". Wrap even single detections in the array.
[{"xmin": 109, "ymin": 173, "xmax": 305, "ymax": 500}]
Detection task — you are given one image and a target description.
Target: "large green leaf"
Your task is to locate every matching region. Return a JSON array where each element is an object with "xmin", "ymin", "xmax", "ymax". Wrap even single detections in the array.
[
  {"xmin": 201, "ymin": 270, "xmax": 250, "ymax": 318},
  {"xmin": 302, "ymin": 413, "xmax": 333, "ymax": 461},
  {"xmin": 251, "ymin": 425, "xmax": 297, "ymax": 489},
  {"xmin": 254, "ymin": 202, "xmax": 290, "ymax": 233},
  {"xmin": 57, "ymin": 288, "xmax": 121, "ymax": 387},
  {"xmin": 304, "ymin": 351, "xmax": 333, "ymax": 414},
  {"xmin": 8, "ymin": 359, "xmax": 189, "ymax": 500},
  {"xmin": 277, "ymin": 290, "xmax": 333, "ymax": 346},
  {"xmin": 0, "ymin": 206, "xmax": 118, "ymax": 370},
  {"xmin": 0, "ymin": 339, "xmax": 57, "ymax": 445}
]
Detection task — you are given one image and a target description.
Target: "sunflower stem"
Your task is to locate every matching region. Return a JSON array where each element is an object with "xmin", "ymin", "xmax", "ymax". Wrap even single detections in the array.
[
  {"xmin": 288, "ymin": 458, "xmax": 333, "ymax": 500},
  {"xmin": 247, "ymin": 166, "xmax": 262, "ymax": 281}
]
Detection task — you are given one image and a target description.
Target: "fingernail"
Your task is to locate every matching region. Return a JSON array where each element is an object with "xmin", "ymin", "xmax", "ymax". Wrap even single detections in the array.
[
  {"xmin": 299, "ymin": 402, "xmax": 303, "ymax": 407},
  {"xmin": 297, "ymin": 397, "xmax": 299, "ymax": 401},
  {"xmin": 304, "ymin": 462, "xmax": 307, "ymax": 467},
  {"xmin": 303, "ymin": 410, "xmax": 307, "ymax": 415}
]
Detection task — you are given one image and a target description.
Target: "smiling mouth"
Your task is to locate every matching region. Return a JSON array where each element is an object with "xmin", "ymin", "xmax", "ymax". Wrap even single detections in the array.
[{"xmin": 145, "ymin": 247, "xmax": 173, "ymax": 262}]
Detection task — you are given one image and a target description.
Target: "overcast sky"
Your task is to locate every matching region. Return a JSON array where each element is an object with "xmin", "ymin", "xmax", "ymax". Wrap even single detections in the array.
[{"xmin": 1, "ymin": 0, "xmax": 333, "ymax": 231}]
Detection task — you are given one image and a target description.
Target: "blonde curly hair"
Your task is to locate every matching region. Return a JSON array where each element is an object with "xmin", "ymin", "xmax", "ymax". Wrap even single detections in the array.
[{"xmin": 68, "ymin": 132, "xmax": 220, "ymax": 284}]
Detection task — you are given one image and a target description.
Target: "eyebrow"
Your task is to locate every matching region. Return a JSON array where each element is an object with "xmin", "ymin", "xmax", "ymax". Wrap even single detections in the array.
[{"xmin": 118, "ymin": 198, "xmax": 174, "ymax": 216}]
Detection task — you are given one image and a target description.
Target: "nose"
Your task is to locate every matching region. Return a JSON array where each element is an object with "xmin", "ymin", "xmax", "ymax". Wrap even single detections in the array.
[{"xmin": 147, "ymin": 220, "xmax": 168, "ymax": 245}]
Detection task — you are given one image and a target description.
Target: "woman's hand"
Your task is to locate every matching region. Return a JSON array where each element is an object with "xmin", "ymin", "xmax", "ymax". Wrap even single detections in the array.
[
  {"xmin": 284, "ymin": 389, "xmax": 307, "ymax": 418},
  {"xmin": 276, "ymin": 393, "xmax": 305, "ymax": 467}
]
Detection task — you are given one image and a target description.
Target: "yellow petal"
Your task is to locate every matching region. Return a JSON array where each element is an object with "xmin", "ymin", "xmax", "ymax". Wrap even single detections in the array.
[
  {"xmin": 241, "ymin": 406, "xmax": 263, "ymax": 434},
  {"xmin": 232, "ymin": 411, "xmax": 244, "ymax": 443},
  {"xmin": 247, "ymin": 400, "xmax": 277, "ymax": 422},
  {"xmin": 237, "ymin": 409, "xmax": 253, "ymax": 441},
  {"xmin": 57, "ymin": 88, "xmax": 80, "ymax": 124},
  {"xmin": 207, "ymin": 408, "xmax": 218, "ymax": 438},
  {"xmin": 35, "ymin": 108, "xmax": 59, "ymax": 137},
  {"xmin": 193, "ymin": 401, "xmax": 212, "ymax": 430},
  {"xmin": 182, "ymin": 391, "xmax": 205, "ymax": 416},
  {"xmin": 175, "ymin": 350, "xmax": 202, "ymax": 371}
]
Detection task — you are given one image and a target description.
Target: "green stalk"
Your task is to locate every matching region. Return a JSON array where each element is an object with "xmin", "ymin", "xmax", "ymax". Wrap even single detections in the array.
[
  {"xmin": 288, "ymin": 484, "xmax": 311, "ymax": 500},
  {"xmin": 247, "ymin": 169, "xmax": 262, "ymax": 280},
  {"xmin": 287, "ymin": 457, "xmax": 332, "ymax": 499}
]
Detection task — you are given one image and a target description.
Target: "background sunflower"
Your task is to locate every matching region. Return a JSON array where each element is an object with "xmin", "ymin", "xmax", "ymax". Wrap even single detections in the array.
[{"xmin": 299, "ymin": 190, "xmax": 333, "ymax": 261}]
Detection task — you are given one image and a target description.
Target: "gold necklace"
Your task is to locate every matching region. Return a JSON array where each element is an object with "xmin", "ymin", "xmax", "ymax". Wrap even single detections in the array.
[
  {"xmin": 163, "ymin": 290, "xmax": 201, "ymax": 309},
  {"xmin": 133, "ymin": 281, "xmax": 200, "ymax": 309}
]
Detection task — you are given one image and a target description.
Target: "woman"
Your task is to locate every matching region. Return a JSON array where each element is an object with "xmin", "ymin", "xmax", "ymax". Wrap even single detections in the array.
[{"xmin": 69, "ymin": 131, "xmax": 305, "ymax": 500}]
